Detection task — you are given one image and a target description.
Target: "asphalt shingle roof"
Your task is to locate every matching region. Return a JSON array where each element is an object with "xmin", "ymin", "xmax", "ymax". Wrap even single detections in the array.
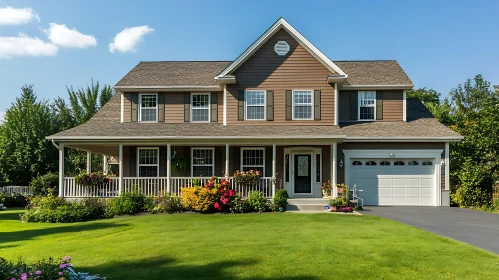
[{"xmin": 334, "ymin": 60, "xmax": 413, "ymax": 86}]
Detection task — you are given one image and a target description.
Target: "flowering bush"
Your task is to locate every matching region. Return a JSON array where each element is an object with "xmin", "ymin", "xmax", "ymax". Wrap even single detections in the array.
[
  {"xmin": 0, "ymin": 203, "xmax": 6, "ymax": 211},
  {"xmin": 151, "ymin": 192, "xmax": 183, "ymax": 214},
  {"xmin": 321, "ymin": 180, "xmax": 332, "ymax": 192},
  {"xmin": 0, "ymin": 256, "xmax": 107, "ymax": 280},
  {"xmin": 341, "ymin": 206, "xmax": 354, "ymax": 213},
  {"xmin": 75, "ymin": 172, "xmax": 110, "ymax": 188},
  {"xmin": 181, "ymin": 177, "xmax": 238, "ymax": 213},
  {"xmin": 233, "ymin": 170, "xmax": 261, "ymax": 185}
]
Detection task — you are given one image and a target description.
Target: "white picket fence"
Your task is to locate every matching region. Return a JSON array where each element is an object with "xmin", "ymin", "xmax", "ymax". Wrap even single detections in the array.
[{"xmin": 1, "ymin": 186, "xmax": 32, "ymax": 195}]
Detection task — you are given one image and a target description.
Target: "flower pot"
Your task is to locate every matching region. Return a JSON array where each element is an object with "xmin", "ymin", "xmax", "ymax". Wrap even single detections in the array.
[
  {"xmin": 279, "ymin": 206, "xmax": 285, "ymax": 212},
  {"xmin": 322, "ymin": 190, "xmax": 329, "ymax": 198},
  {"xmin": 337, "ymin": 187, "xmax": 343, "ymax": 194},
  {"xmin": 330, "ymin": 205, "xmax": 338, "ymax": 211}
]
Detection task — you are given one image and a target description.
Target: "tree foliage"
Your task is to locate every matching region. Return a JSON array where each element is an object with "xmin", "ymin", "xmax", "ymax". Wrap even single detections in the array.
[{"xmin": 406, "ymin": 87, "xmax": 441, "ymax": 105}]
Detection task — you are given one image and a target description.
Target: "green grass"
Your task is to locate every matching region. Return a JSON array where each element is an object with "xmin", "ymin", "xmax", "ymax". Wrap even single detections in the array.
[{"xmin": 1, "ymin": 209, "xmax": 498, "ymax": 280}]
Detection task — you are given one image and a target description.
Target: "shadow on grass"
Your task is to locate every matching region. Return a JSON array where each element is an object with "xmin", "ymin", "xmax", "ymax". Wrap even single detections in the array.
[
  {"xmin": 0, "ymin": 211, "xmax": 24, "ymax": 221},
  {"xmin": 82, "ymin": 256, "xmax": 319, "ymax": 280}
]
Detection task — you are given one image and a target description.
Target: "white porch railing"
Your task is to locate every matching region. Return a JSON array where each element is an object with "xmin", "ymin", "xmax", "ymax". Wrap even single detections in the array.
[
  {"xmin": 1, "ymin": 186, "xmax": 32, "ymax": 195},
  {"xmin": 62, "ymin": 177, "xmax": 274, "ymax": 198}
]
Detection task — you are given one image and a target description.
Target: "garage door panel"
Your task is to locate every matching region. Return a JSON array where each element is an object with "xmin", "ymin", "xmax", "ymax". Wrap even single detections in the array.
[
  {"xmin": 406, "ymin": 178, "xmax": 420, "ymax": 185},
  {"xmin": 392, "ymin": 178, "xmax": 406, "ymax": 186},
  {"xmin": 406, "ymin": 187, "xmax": 421, "ymax": 194},
  {"xmin": 407, "ymin": 197, "xmax": 421, "ymax": 204},
  {"xmin": 379, "ymin": 187, "xmax": 391, "ymax": 195},
  {"xmin": 421, "ymin": 178, "xmax": 434, "ymax": 186},
  {"xmin": 393, "ymin": 196, "xmax": 407, "ymax": 204},
  {"xmin": 421, "ymin": 197, "xmax": 433, "ymax": 205},
  {"xmin": 421, "ymin": 187, "xmax": 433, "ymax": 194},
  {"xmin": 392, "ymin": 187, "xmax": 406, "ymax": 195},
  {"xmin": 378, "ymin": 178, "xmax": 392, "ymax": 185}
]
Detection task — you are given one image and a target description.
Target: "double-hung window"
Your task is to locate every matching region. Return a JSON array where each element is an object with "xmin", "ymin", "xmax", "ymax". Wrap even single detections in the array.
[
  {"xmin": 241, "ymin": 148, "xmax": 265, "ymax": 174},
  {"xmin": 139, "ymin": 94, "xmax": 158, "ymax": 122},
  {"xmin": 191, "ymin": 148, "xmax": 214, "ymax": 176},
  {"xmin": 358, "ymin": 91, "xmax": 376, "ymax": 120},
  {"xmin": 191, "ymin": 93, "xmax": 210, "ymax": 122},
  {"xmin": 245, "ymin": 90, "xmax": 266, "ymax": 120},
  {"xmin": 137, "ymin": 148, "xmax": 159, "ymax": 177},
  {"xmin": 293, "ymin": 90, "xmax": 313, "ymax": 120}
]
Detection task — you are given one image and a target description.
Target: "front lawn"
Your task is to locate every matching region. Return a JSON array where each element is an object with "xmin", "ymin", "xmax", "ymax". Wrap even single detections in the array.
[{"xmin": 0, "ymin": 209, "xmax": 498, "ymax": 279}]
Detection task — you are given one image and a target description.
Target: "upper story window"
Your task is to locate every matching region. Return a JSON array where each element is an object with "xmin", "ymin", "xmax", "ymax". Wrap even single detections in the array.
[
  {"xmin": 293, "ymin": 90, "xmax": 313, "ymax": 120},
  {"xmin": 241, "ymin": 148, "xmax": 265, "ymax": 174},
  {"xmin": 139, "ymin": 94, "xmax": 158, "ymax": 122},
  {"xmin": 191, "ymin": 93, "xmax": 210, "ymax": 122},
  {"xmin": 245, "ymin": 90, "xmax": 266, "ymax": 120},
  {"xmin": 137, "ymin": 148, "xmax": 159, "ymax": 177},
  {"xmin": 358, "ymin": 91, "xmax": 376, "ymax": 121}
]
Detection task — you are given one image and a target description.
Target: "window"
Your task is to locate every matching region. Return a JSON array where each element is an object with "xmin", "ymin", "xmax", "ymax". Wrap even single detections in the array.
[
  {"xmin": 293, "ymin": 90, "xmax": 313, "ymax": 120},
  {"xmin": 366, "ymin": 161, "xmax": 377, "ymax": 166},
  {"xmin": 394, "ymin": 161, "xmax": 405, "ymax": 166},
  {"xmin": 191, "ymin": 93, "xmax": 210, "ymax": 122},
  {"xmin": 380, "ymin": 160, "xmax": 390, "ymax": 166},
  {"xmin": 241, "ymin": 148, "xmax": 265, "ymax": 174},
  {"xmin": 352, "ymin": 161, "xmax": 362, "ymax": 166},
  {"xmin": 422, "ymin": 160, "xmax": 433, "ymax": 166},
  {"xmin": 191, "ymin": 148, "xmax": 214, "ymax": 176},
  {"xmin": 245, "ymin": 90, "xmax": 266, "ymax": 120},
  {"xmin": 408, "ymin": 160, "xmax": 419, "ymax": 166},
  {"xmin": 358, "ymin": 91, "xmax": 376, "ymax": 120},
  {"xmin": 139, "ymin": 94, "xmax": 158, "ymax": 122},
  {"xmin": 137, "ymin": 148, "xmax": 159, "ymax": 177}
]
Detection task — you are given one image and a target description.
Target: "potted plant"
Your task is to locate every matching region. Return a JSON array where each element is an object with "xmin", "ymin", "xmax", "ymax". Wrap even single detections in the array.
[
  {"xmin": 274, "ymin": 189, "xmax": 289, "ymax": 212},
  {"xmin": 321, "ymin": 180, "xmax": 332, "ymax": 198},
  {"xmin": 233, "ymin": 170, "xmax": 261, "ymax": 185},
  {"xmin": 329, "ymin": 197, "xmax": 342, "ymax": 211},
  {"xmin": 336, "ymin": 183, "xmax": 346, "ymax": 195}
]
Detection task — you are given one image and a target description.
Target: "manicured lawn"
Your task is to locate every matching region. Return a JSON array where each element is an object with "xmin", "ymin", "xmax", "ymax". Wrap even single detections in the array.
[{"xmin": 1, "ymin": 209, "xmax": 498, "ymax": 280}]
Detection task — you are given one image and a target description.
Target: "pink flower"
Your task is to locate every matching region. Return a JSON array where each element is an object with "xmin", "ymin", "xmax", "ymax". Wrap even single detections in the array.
[
  {"xmin": 214, "ymin": 202, "xmax": 222, "ymax": 211},
  {"xmin": 59, "ymin": 272, "xmax": 63, "ymax": 275},
  {"xmin": 222, "ymin": 198, "xmax": 229, "ymax": 205},
  {"xmin": 229, "ymin": 189, "xmax": 235, "ymax": 196},
  {"xmin": 210, "ymin": 177, "xmax": 215, "ymax": 181},
  {"xmin": 35, "ymin": 270, "xmax": 41, "ymax": 275},
  {"xmin": 90, "ymin": 173, "xmax": 94, "ymax": 178}
]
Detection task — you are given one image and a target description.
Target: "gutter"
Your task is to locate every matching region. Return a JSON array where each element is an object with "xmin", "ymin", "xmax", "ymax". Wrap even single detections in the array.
[
  {"xmin": 113, "ymin": 85, "xmax": 222, "ymax": 92},
  {"xmin": 345, "ymin": 136, "xmax": 464, "ymax": 142},
  {"xmin": 341, "ymin": 84, "xmax": 414, "ymax": 90},
  {"xmin": 51, "ymin": 139, "xmax": 59, "ymax": 149},
  {"xmin": 46, "ymin": 135, "xmax": 348, "ymax": 141}
]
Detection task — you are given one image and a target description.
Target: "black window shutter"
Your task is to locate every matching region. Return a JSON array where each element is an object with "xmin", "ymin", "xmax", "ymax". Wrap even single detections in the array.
[
  {"xmin": 211, "ymin": 93, "xmax": 218, "ymax": 122},
  {"xmin": 285, "ymin": 90, "xmax": 292, "ymax": 120},
  {"xmin": 376, "ymin": 91, "xmax": 383, "ymax": 120},
  {"xmin": 131, "ymin": 93, "xmax": 138, "ymax": 122},
  {"xmin": 158, "ymin": 93, "xmax": 165, "ymax": 122},
  {"xmin": 238, "ymin": 90, "xmax": 245, "ymax": 121},
  {"xmin": 266, "ymin": 90, "xmax": 274, "ymax": 121},
  {"xmin": 184, "ymin": 93, "xmax": 190, "ymax": 122},
  {"xmin": 314, "ymin": 90, "xmax": 321, "ymax": 120},
  {"xmin": 349, "ymin": 91, "xmax": 358, "ymax": 120}
]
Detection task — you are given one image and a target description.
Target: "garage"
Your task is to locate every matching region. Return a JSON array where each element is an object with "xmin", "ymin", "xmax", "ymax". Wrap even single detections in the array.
[{"xmin": 343, "ymin": 150, "xmax": 442, "ymax": 206}]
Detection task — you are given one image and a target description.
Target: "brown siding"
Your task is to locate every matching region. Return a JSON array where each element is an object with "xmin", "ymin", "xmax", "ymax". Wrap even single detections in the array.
[
  {"xmin": 217, "ymin": 91, "xmax": 223, "ymax": 123},
  {"xmin": 165, "ymin": 93, "xmax": 185, "ymax": 123},
  {"xmin": 123, "ymin": 93, "xmax": 132, "ymax": 122},
  {"xmin": 227, "ymin": 29, "xmax": 335, "ymax": 125},
  {"xmin": 337, "ymin": 142, "xmax": 445, "ymax": 184},
  {"xmin": 382, "ymin": 90, "xmax": 403, "ymax": 121}
]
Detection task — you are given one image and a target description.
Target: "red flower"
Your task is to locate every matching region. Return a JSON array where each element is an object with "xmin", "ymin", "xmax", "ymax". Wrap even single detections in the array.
[
  {"xmin": 210, "ymin": 177, "xmax": 215, "ymax": 181},
  {"xmin": 214, "ymin": 202, "xmax": 222, "ymax": 211},
  {"xmin": 90, "ymin": 173, "xmax": 94, "ymax": 178},
  {"xmin": 229, "ymin": 189, "xmax": 235, "ymax": 196},
  {"xmin": 208, "ymin": 182, "xmax": 214, "ymax": 187},
  {"xmin": 224, "ymin": 192, "xmax": 229, "ymax": 197},
  {"xmin": 222, "ymin": 198, "xmax": 229, "ymax": 205}
]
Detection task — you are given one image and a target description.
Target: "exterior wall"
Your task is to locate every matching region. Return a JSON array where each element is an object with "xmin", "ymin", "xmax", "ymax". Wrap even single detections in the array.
[
  {"xmin": 226, "ymin": 29, "xmax": 335, "ymax": 125},
  {"xmin": 337, "ymin": 142, "xmax": 445, "ymax": 184},
  {"xmin": 338, "ymin": 90, "xmax": 404, "ymax": 122},
  {"xmin": 123, "ymin": 93, "xmax": 132, "ymax": 123}
]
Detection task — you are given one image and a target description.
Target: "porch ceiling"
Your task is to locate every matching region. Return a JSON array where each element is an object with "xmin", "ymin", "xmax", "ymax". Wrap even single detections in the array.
[{"xmin": 66, "ymin": 144, "xmax": 120, "ymax": 158}]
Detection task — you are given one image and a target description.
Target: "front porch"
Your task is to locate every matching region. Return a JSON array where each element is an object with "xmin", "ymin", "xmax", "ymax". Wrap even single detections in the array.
[{"xmin": 56, "ymin": 142, "xmax": 339, "ymax": 199}]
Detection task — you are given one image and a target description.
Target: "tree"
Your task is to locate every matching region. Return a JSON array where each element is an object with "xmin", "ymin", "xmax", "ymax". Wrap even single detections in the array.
[
  {"xmin": 0, "ymin": 85, "xmax": 58, "ymax": 186},
  {"xmin": 406, "ymin": 87, "xmax": 441, "ymax": 105}
]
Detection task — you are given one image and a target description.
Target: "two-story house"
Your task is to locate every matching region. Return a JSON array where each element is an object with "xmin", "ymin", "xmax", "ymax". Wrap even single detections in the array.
[{"xmin": 48, "ymin": 18, "xmax": 462, "ymax": 207}]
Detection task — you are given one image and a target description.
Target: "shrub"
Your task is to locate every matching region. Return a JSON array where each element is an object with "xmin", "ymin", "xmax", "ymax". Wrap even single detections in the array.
[
  {"xmin": 29, "ymin": 172, "xmax": 59, "ymax": 196},
  {"xmin": 108, "ymin": 188, "xmax": 152, "ymax": 216},
  {"xmin": 181, "ymin": 187, "xmax": 218, "ymax": 213},
  {"xmin": 229, "ymin": 196, "xmax": 250, "ymax": 213},
  {"xmin": 21, "ymin": 198, "xmax": 109, "ymax": 223},
  {"xmin": 246, "ymin": 191, "xmax": 267, "ymax": 213},
  {"xmin": 0, "ymin": 192, "xmax": 27, "ymax": 207},
  {"xmin": 0, "ymin": 203, "xmax": 6, "ymax": 211},
  {"xmin": 451, "ymin": 185, "xmax": 491, "ymax": 208},
  {"xmin": 273, "ymin": 189, "xmax": 289, "ymax": 208},
  {"xmin": 152, "ymin": 192, "xmax": 183, "ymax": 214}
]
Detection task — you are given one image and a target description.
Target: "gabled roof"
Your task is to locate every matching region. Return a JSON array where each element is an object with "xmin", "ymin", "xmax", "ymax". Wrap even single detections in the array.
[
  {"xmin": 334, "ymin": 60, "xmax": 413, "ymax": 88},
  {"xmin": 216, "ymin": 17, "xmax": 346, "ymax": 78}
]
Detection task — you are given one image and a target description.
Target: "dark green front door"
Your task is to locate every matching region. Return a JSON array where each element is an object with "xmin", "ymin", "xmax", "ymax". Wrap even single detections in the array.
[{"xmin": 294, "ymin": 154, "xmax": 311, "ymax": 193}]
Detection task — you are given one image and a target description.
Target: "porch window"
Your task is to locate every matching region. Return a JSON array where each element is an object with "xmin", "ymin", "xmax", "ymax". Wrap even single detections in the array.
[
  {"xmin": 191, "ymin": 93, "xmax": 210, "ymax": 122},
  {"xmin": 139, "ymin": 94, "xmax": 158, "ymax": 122},
  {"xmin": 137, "ymin": 148, "xmax": 159, "ymax": 177},
  {"xmin": 241, "ymin": 148, "xmax": 265, "ymax": 174},
  {"xmin": 192, "ymin": 148, "xmax": 214, "ymax": 176},
  {"xmin": 292, "ymin": 90, "xmax": 313, "ymax": 120},
  {"xmin": 358, "ymin": 91, "xmax": 376, "ymax": 120},
  {"xmin": 245, "ymin": 90, "xmax": 266, "ymax": 120}
]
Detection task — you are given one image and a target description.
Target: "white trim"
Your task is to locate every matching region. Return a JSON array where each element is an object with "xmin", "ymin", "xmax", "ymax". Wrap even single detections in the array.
[
  {"xmin": 283, "ymin": 147, "xmax": 322, "ymax": 198},
  {"xmin": 244, "ymin": 90, "xmax": 266, "ymax": 121},
  {"xmin": 118, "ymin": 144, "xmax": 123, "ymax": 194},
  {"xmin": 167, "ymin": 144, "xmax": 171, "ymax": 193},
  {"xmin": 120, "ymin": 93, "xmax": 124, "ymax": 123},
  {"xmin": 292, "ymin": 89, "xmax": 314, "ymax": 120},
  {"xmin": 225, "ymin": 144, "xmax": 229, "ymax": 177},
  {"xmin": 136, "ymin": 147, "xmax": 160, "ymax": 177},
  {"xmin": 403, "ymin": 90, "xmax": 407, "ymax": 122},
  {"xmin": 240, "ymin": 147, "xmax": 266, "ymax": 175},
  {"xmin": 332, "ymin": 143, "xmax": 337, "ymax": 198},
  {"xmin": 114, "ymin": 85, "xmax": 221, "ymax": 91},
  {"xmin": 58, "ymin": 143, "xmax": 65, "ymax": 198},
  {"xmin": 138, "ymin": 93, "xmax": 158, "ymax": 123},
  {"xmin": 191, "ymin": 147, "xmax": 215, "ymax": 177},
  {"xmin": 358, "ymin": 91, "xmax": 376, "ymax": 121},
  {"xmin": 48, "ymin": 135, "xmax": 347, "ymax": 140},
  {"xmin": 445, "ymin": 142, "xmax": 450, "ymax": 191},
  {"xmin": 223, "ymin": 84, "xmax": 227, "ymax": 126},
  {"xmin": 216, "ymin": 18, "xmax": 345, "ymax": 78},
  {"xmin": 343, "ymin": 149, "xmax": 443, "ymax": 206},
  {"xmin": 190, "ymin": 92, "xmax": 211, "ymax": 123},
  {"xmin": 334, "ymin": 83, "xmax": 339, "ymax": 126},
  {"xmin": 86, "ymin": 151, "xmax": 92, "ymax": 173},
  {"xmin": 341, "ymin": 84, "xmax": 414, "ymax": 90},
  {"xmin": 272, "ymin": 144, "xmax": 276, "ymax": 198}
]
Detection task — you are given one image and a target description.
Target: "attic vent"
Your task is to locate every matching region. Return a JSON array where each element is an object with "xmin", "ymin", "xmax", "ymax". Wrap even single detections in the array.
[{"xmin": 274, "ymin": 41, "xmax": 290, "ymax": 56}]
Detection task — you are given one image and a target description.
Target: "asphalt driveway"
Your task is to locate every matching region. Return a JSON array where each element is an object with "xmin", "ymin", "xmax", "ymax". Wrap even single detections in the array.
[{"xmin": 365, "ymin": 206, "xmax": 499, "ymax": 254}]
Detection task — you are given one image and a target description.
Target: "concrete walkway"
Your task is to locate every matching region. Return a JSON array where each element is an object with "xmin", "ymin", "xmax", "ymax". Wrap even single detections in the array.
[{"xmin": 364, "ymin": 206, "xmax": 499, "ymax": 254}]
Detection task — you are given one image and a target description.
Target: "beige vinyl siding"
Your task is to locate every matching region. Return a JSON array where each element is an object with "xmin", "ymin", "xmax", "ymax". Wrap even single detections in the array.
[
  {"xmin": 165, "ymin": 93, "xmax": 185, "ymax": 123},
  {"xmin": 382, "ymin": 90, "xmax": 403, "ymax": 121},
  {"xmin": 123, "ymin": 93, "xmax": 132, "ymax": 122},
  {"xmin": 217, "ymin": 91, "xmax": 223, "ymax": 123},
  {"xmin": 227, "ymin": 29, "xmax": 335, "ymax": 125}
]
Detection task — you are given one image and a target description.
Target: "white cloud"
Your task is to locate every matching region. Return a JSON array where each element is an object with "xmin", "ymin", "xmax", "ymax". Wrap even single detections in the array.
[
  {"xmin": 0, "ymin": 111, "xmax": 5, "ymax": 123},
  {"xmin": 0, "ymin": 33, "xmax": 58, "ymax": 58},
  {"xmin": 0, "ymin": 6, "xmax": 40, "ymax": 25},
  {"xmin": 109, "ymin": 25, "xmax": 154, "ymax": 53},
  {"xmin": 44, "ymin": 23, "xmax": 97, "ymax": 48}
]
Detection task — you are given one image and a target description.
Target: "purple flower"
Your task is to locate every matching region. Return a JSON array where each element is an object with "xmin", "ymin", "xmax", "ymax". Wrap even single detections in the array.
[
  {"xmin": 59, "ymin": 272, "xmax": 63, "ymax": 275},
  {"xmin": 11, "ymin": 278, "xmax": 17, "ymax": 280},
  {"xmin": 35, "ymin": 270, "xmax": 41, "ymax": 275},
  {"xmin": 65, "ymin": 256, "xmax": 71, "ymax": 260}
]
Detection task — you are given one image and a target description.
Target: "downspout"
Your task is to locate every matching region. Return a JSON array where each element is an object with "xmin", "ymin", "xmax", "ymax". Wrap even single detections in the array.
[{"xmin": 51, "ymin": 139, "xmax": 59, "ymax": 149}]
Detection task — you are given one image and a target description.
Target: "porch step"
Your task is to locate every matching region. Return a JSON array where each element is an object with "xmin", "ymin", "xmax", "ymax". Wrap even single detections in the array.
[{"xmin": 286, "ymin": 198, "xmax": 330, "ymax": 211}]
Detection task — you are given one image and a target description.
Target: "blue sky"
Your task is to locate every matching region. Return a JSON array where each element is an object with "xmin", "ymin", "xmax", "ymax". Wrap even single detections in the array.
[{"xmin": 0, "ymin": 0, "xmax": 498, "ymax": 118}]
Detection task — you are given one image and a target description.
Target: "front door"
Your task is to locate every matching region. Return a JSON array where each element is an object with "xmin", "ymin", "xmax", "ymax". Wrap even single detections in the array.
[{"xmin": 294, "ymin": 154, "xmax": 312, "ymax": 193}]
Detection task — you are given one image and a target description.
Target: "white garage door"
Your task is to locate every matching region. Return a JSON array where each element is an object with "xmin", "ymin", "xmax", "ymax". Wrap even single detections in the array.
[{"xmin": 349, "ymin": 159, "xmax": 435, "ymax": 206}]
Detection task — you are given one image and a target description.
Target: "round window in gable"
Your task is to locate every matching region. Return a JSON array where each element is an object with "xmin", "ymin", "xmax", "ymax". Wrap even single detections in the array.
[{"xmin": 274, "ymin": 41, "xmax": 290, "ymax": 56}]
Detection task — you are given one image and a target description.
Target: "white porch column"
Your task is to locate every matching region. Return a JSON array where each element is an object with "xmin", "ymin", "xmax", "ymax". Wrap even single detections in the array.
[
  {"xmin": 58, "ymin": 143, "xmax": 65, "ymax": 198},
  {"xmin": 332, "ymin": 143, "xmax": 337, "ymax": 198},
  {"xmin": 118, "ymin": 144, "xmax": 123, "ymax": 194},
  {"xmin": 103, "ymin": 155, "xmax": 108, "ymax": 175},
  {"xmin": 167, "ymin": 144, "xmax": 171, "ymax": 194},
  {"xmin": 86, "ymin": 151, "xmax": 92, "ymax": 173},
  {"xmin": 225, "ymin": 144, "xmax": 229, "ymax": 178},
  {"xmin": 272, "ymin": 144, "xmax": 276, "ymax": 198},
  {"xmin": 445, "ymin": 142, "xmax": 450, "ymax": 190}
]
